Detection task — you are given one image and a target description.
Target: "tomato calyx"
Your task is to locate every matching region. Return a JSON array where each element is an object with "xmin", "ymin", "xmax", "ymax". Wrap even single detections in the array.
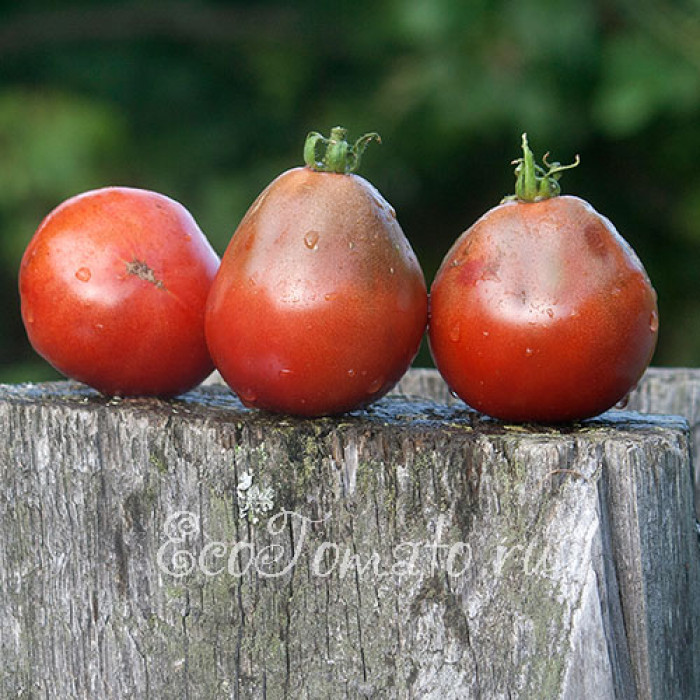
[
  {"xmin": 502, "ymin": 133, "xmax": 580, "ymax": 204},
  {"xmin": 303, "ymin": 126, "xmax": 381, "ymax": 174},
  {"xmin": 126, "ymin": 259, "xmax": 165, "ymax": 289}
]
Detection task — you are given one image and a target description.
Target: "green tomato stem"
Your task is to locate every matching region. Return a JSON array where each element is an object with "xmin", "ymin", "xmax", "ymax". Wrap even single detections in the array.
[
  {"xmin": 303, "ymin": 126, "xmax": 381, "ymax": 174},
  {"xmin": 505, "ymin": 133, "xmax": 580, "ymax": 203}
]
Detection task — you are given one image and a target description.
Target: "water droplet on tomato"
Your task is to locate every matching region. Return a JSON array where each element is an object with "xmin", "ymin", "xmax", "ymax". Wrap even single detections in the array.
[
  {"xmin": 546, "ymin": 308, "xmax": 554, "ymax": 319},
  {"xmin": 449, "ymin": 324, "xmax": 461, "ymax": 342},
  {"xmin": 367, "ymin": 377, "xmax": 384, "ymax": 394},
  {"xmin": 348, "ymin": 241, "xmax": 355, "ymax": 250},
  {"xmin": 524, "ymin": 347, "xmax": 534, "ymax": 357},
  {"xmin": 278, "ymin": 368, "xmax": 293, "ymax": 378},
  {"xmin": 649, "ymin": 310, "xmax": 659, "ymax": 333},
  {"xmin": 75, "ymin": 267, "xmax": 91, "ymax": 282},
  {"xmin": 347, "ymin": 368, "xmax": 356, "ymax": 378},
  {"xmin": 389, "ymin": 266, "xmax": 395, "ymax": 275},
  {"xmin": 94, "ymin": 323, "xmax": 104, "ymax": 331},
  {"xmin": 304, "ymin": 231, "xmax": 319, "ymax": 250},
  {"xmin": 482, "ymin": 330, "xmax": 490, "ymax": 337},
  {"xmin": 324, "ymin": 292, "xmax": 338, "ymax": 302}
]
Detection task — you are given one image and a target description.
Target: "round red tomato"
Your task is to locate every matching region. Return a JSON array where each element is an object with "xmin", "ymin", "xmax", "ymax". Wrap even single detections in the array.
[
  {"xmin": 205, "ymin": 127, "xmax": 428, "ymax": 417},
  {"xmin": 19, "ymin": 186, "xmax": 220, "ymax": 396},
  {"xmin": 429, "ymin": 135, "xmax": 658, "ymax": 422}
]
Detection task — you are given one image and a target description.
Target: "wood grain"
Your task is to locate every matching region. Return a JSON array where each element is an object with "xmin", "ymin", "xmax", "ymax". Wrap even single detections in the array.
[{"xmin": 1, "ymin": 377, "xmax": 698, "ymax": 698}]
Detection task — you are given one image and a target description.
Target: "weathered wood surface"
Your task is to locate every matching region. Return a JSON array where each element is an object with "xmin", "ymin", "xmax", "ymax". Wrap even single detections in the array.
[
  {"xmin": 625, "ymin": 368, "xmax": 700, "ymax": 519},
  {"xmin": 0, "ymin": 378, "xmax": 699, "ymax": 699},
  {"xmin": 391, "ymin": 366, "xmax": 700, "ymax": 520}
]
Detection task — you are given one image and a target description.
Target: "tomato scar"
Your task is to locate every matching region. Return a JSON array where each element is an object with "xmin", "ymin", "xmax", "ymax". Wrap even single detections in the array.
[
  {"xmin": 584, "ymin": 223, "xmax": 608, "ymax": 257},
  {"xmin": 126, "ymin": 259, "xmax": 166, "ymax": 290}
]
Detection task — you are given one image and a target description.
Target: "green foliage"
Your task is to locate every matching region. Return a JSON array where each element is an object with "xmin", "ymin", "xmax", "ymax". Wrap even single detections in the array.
[
  {"xmin": 1, "ymin": 0, "xmax": 700, "ymax": 379},
  {"xmin": 595, "ymin": 34, "xmax": 700, "ymax": 136},
  {"xmin": 0, "ymin": 89, "xmax": 126, "ymax": 260}
]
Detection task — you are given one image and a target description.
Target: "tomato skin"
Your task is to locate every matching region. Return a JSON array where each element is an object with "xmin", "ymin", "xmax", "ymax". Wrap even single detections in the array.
[
  {"xmin": 429, "ymin": 195, "xmax": 658, "ymax": 422},
  {"xmin": 19, "ymin": 187, "xmax": 220, "ymax": 396},
  {"xmin": 205, "ymin": 166, "xmax": 428, "ymax": 417}
]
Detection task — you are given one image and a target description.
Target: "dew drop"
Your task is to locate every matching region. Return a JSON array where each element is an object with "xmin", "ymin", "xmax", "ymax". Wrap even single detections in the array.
[
  {"xmin": 389, "ymin": 266, "xmax": 395, "ymax": 275},
  {"xmin": 324, "ymin": 292, "xmax": 339, "ymax": 302},
  {"xmin": 649, "ymin": 310, "xmax": 659, "ymax": 333},
  {"xmin": 278, "ymin": 368, "xmax": 293, "ymax": 378},
  {"xmin": 449, "ymin": 323, "xmax": 461, "ymax": 342},
  {"xmin": 304, "ymin": 231, "xmax": 320, "ymax": 250},
  {"xmin": 347, "ymin": 368, "xmax": 356, "ymax": 378},
  {"xmin": 482, "ymin": 330, "xmax": 490, "ymax": 337},
  {"xmin": 367, "ymin": 377, "xmax": 384, "ymax": 394},
  {"xmin": 524, "ymin": 347, "xmax": 534, "ymax": 357},
  {"xmin": 94, "ymin": 323, "xmax": 104, "ymax": 331},
  {"xmin": 348, "ymin": 241, "xmax": 355, "ymax": 250},
  {"xmin": 546, "ymin": 308, "xmax": 554, "ymax": 319},
  {"xmin": 75, "ymin": 267, "xmax": 91, "ymax": 282}
]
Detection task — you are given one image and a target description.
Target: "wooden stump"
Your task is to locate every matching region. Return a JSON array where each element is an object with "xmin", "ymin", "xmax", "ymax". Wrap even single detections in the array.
[
  {"xmin": 625, "ymin": 368, "xmax": 700, "ymax": 519},
  {"xmin": 392, "ymin": 367, "xmax": 700, "ymax": 520},
  {"xmin": 0, "ymin": 377, "xmax": 699, "ymax": 699}
]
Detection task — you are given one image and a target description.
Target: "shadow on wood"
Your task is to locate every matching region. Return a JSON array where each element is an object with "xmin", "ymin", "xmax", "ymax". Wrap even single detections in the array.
[{"xmin": 0, "ymin": 372, "xmax": 698, "ymax": 698}]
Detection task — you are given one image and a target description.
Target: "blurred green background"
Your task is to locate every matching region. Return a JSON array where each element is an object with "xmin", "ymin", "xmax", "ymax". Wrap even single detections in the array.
[{"xmin": 2, "ymin": 0, "xmax": 699, "ymax": 382}]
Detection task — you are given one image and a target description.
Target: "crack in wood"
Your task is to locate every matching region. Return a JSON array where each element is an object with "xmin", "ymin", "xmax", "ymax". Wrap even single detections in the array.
[{"xmin": 0, "ymin": 375, "xmax": 698, "ymax": 698}]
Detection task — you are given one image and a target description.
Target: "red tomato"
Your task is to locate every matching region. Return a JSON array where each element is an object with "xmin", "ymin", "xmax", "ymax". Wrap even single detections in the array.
[
  {"xmin": 205, "ymin": 127, "xmax": 428, "ymax": 417},
  {"xmin": 19, "ymin": 186, "xmax": 220, "ymax": 396},
  {"xmin": 429, "ymin": 135, "xmax": 658, "ymax": 422}
]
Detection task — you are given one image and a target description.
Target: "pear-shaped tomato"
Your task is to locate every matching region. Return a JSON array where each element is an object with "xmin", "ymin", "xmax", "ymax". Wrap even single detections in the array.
[
  {"xmin": 429, "ymin": 135, "xmax": 658, "ymax": 423},
  {"xmin": 206, "ymin": 127, "xmax": 428, "ymax": 417},
  {"xmin": 19, "ymin": 187, "xmax": 220, "ymax": 397}
]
